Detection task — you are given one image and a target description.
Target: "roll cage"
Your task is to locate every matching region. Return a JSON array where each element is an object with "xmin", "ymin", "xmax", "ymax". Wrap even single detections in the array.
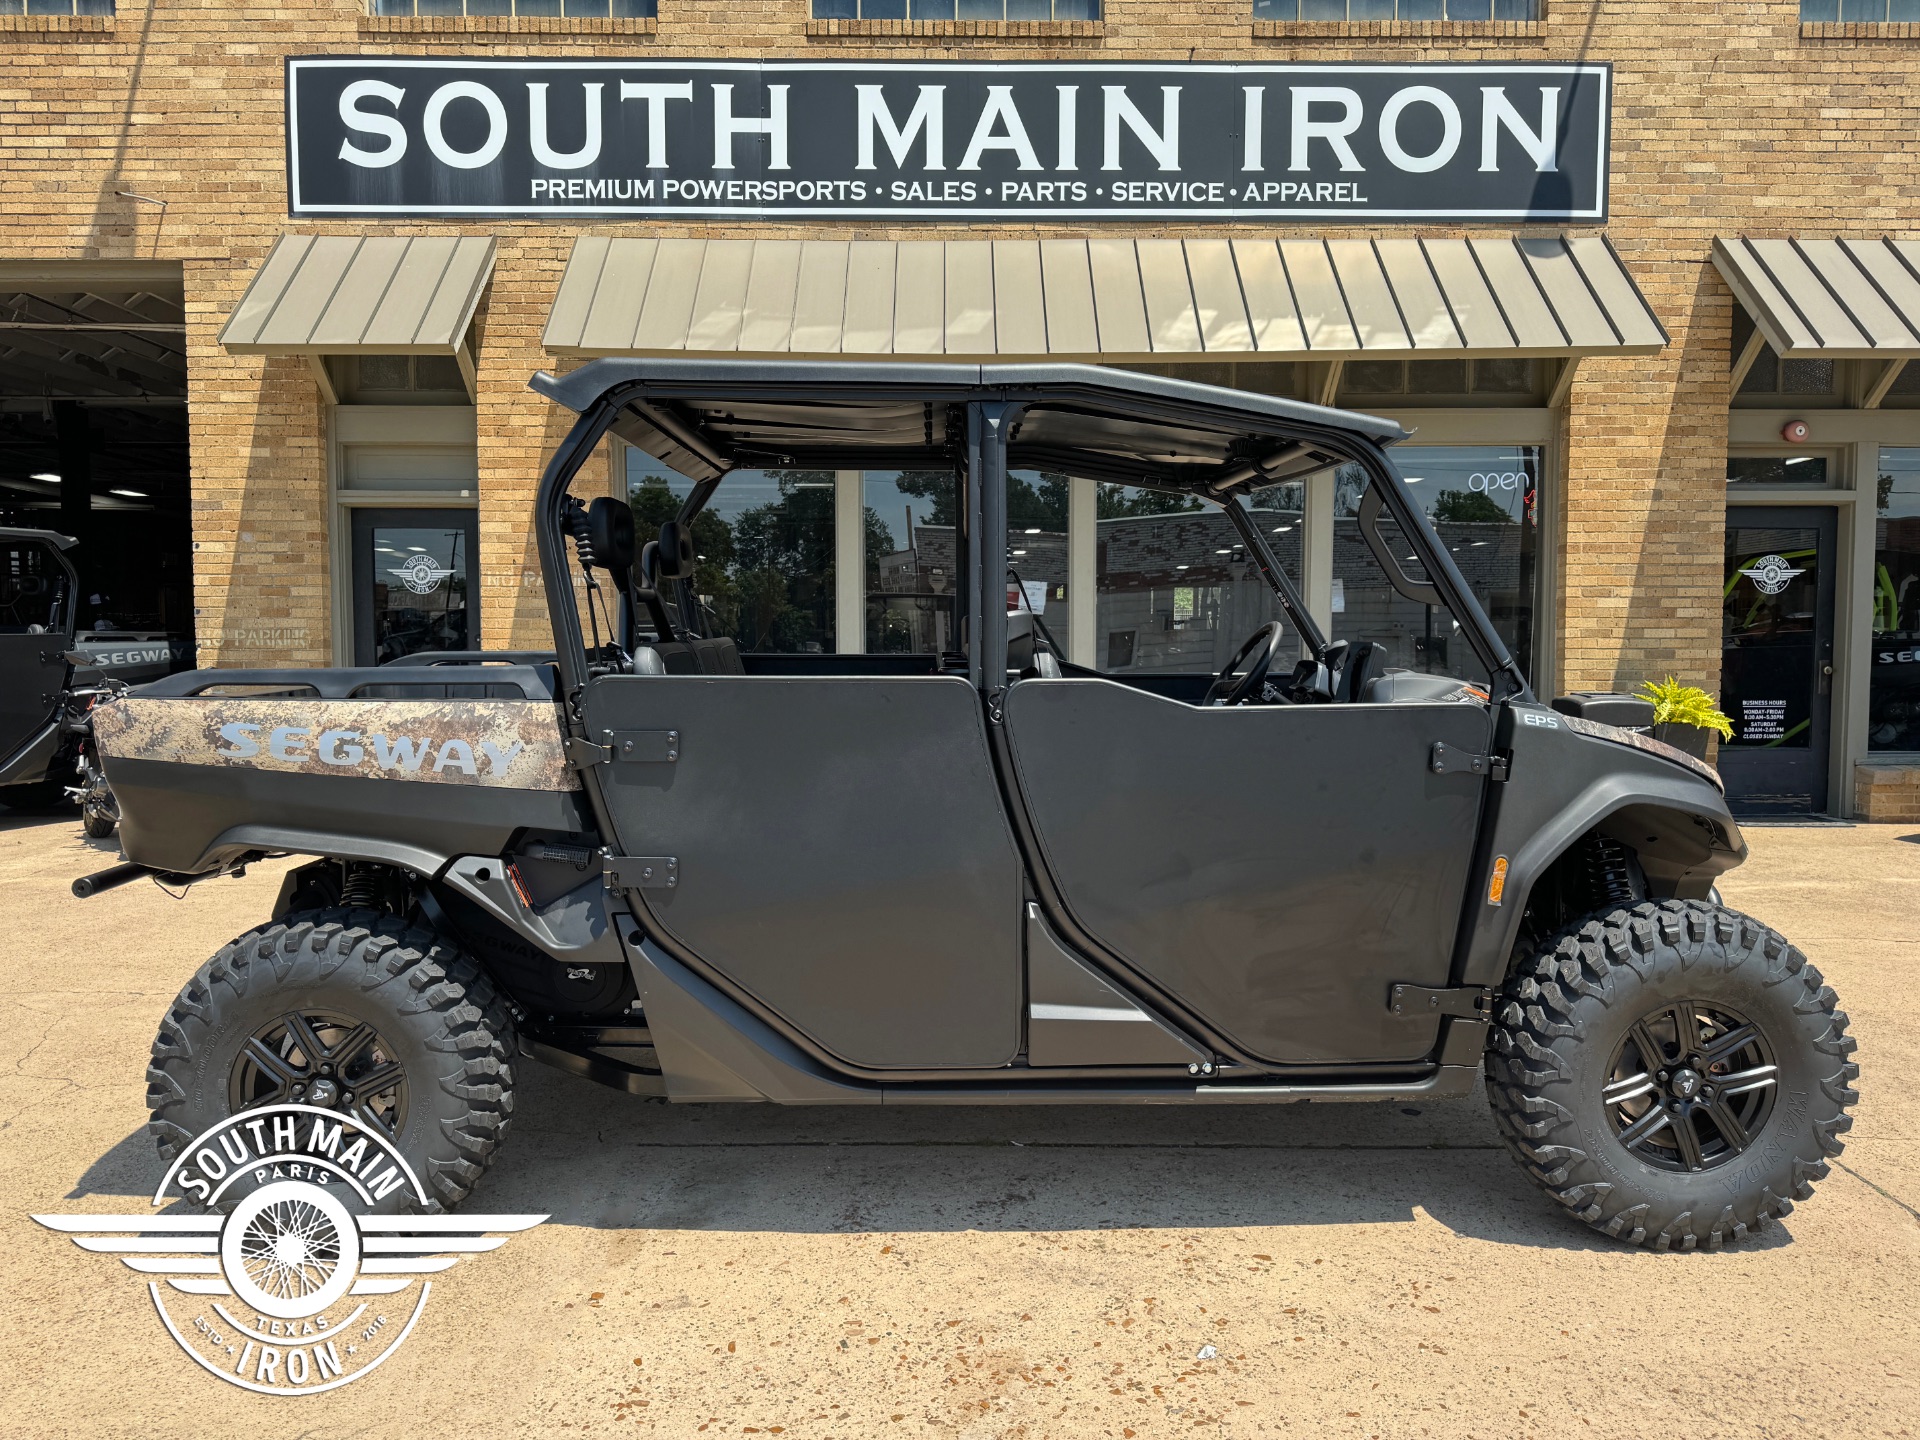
[{"xmin": 527, "ymin": 359, "xmax": 1531, "ymax": 710}]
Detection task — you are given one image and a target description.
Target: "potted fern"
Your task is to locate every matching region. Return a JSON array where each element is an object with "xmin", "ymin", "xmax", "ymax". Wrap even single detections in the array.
[{"xmin": 1635, "ymin": 677, "xmax": 1735, "ymax": 760}]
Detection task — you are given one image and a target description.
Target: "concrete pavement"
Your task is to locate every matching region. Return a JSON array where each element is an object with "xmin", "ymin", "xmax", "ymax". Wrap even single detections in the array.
[{"xmin": 1, "ymin": 812, "xmax": 1915, "ymax": 1438}]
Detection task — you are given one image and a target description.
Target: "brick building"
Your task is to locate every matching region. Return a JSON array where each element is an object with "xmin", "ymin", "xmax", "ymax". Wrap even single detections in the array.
[{"xmin": 5, "ymin": 0, "xmax": 1920, "ymax": 817}]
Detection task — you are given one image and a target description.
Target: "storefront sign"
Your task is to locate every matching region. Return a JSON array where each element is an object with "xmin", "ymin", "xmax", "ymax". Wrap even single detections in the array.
[{"xmin": 285, "ymin": 59, "xmax": 1610, "ymax": 222}]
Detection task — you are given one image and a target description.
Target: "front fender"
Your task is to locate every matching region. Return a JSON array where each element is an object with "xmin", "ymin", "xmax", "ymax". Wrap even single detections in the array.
[{"xmin": 1455, "ymin": 705, "xmax": 1744, "ymax": 988}]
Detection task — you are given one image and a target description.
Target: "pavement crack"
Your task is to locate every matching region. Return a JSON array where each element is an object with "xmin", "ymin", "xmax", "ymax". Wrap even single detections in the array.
[{"xmin": 1834, "ymin": 1158, "xmax": 1920, "ymax": 1226}]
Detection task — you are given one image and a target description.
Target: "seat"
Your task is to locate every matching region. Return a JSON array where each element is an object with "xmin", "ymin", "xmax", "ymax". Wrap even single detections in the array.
[
  {"xmin": 1340, "ymin": 641, "xmax": 1385, "ymax": 703},
  {"xmin": 692, "ymin": 636, "xmax": 745, "ymax": 676},
  {"xmin": 651, "ymin": 640, "xmax": 700, "ymax": 675}
]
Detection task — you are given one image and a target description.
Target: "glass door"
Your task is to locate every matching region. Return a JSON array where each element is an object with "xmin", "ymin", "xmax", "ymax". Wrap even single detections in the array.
[
  {"xmin": 349, "ymin": 509, "xmax": 478, "ymax": 666},
  {"xmin": 1720, "ymin": 506, "xmax": 1837, "ymax": 815}
]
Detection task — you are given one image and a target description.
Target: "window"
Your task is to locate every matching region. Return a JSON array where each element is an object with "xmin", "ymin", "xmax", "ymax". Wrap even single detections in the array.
[
  {"xmin": 367, "ymin": 0, "xmax": 654, "ymax": 15},
  {"xmin": 866, "ymin": 469, "xmax": 959, "ymax": 655},
  {"xmin": 628, "ymin": 454, "xmax": 836, "ymax": 654},
  {"xmin": 0, "ymin": 537, "xmax": 69, "ymax": 635},
  {"xmin": 1728, "ymin": 456, "xmax": 1829, "ymax": 486},
  {"xmin": 1732, "ymin": 309, "xmax": 1843, "ymax": 406},
  {"xmin": 811, "ymin": 0, "xmax": 1099, "ymax": 18},
  {"xmin": 328, "ymin": 355, "xmax": 469, "ymax": 406},
  {"xmin": 1093, "ymin": 482, "xmax": 1301, "ymax": 675},
  {"xmin": 1335, "ymin": 446, "xmax": 1542, "ymax": 683},
  {"xmin": 1254, "ymin": 0, "xmax": 1539, "ymax": 18},
  {"xmin": 1801, "ymin": 2, "xmax": 1920, "ymax": 19},
  {"xmin": 1341, "ymin": 357, "xmax": 1542, "ymax": 405},
  {"xmin": 1871, "ymin": 450, "xmax": 1920, "ymax": 750},
  {"xmin": 0, "ymin": 0, "xmax": 113, "ymax": 12}
]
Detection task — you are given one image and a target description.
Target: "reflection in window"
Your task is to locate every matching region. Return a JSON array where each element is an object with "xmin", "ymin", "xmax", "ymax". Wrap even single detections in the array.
[
  {"xmin": 369, "ymin": 527, "xmax": 469, "ymax": 663},
  {"xmin": 628, "ymin": 454, "xmax": 836, "ymax": 654},
  {"xmin": 866, "ymin": 469, "xmax": 959, "ymax": 655},
  {"xmin": 1254, "ymin": 0, "xmax": 1539, "ymax": 17},
  {"xmin": 1334, "ymin": 447, "xmax": 1540, "ymax": 684},
  {"xmin": 1727, "ymin": 456, "xmax": 1828, "ymax": 486},
  {"xmin": 1800, "ymin": 2, "xmax": 1920, "ymax": 19},
  {"xmin": 811, "ymin": 0, "xmax": 1099, "ymax": 17},
  {"xmin": 1093, "ymin": 482, "xmax": 1302, "ymax": 675},
  {"xmin": 1871, "ymin": 450, "xmax": 1920, "ymax": 750},
  {"xmin": 1732, "ymin": 308, "xmax": 1842, "ymax": 404},
  {"xmin": 367, "ymin": 0, "xmax": 654, "ymax": 14}
]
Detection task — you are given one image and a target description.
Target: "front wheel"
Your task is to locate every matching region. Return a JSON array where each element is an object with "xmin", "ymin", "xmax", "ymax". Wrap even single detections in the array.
[
  {"xmin": 146, "ymin": 909, "xmax": 517, "ymax": 1213},
  {"xmin": 1486, "ymin": 900, "xmax": 1858, "ymax": 1250}
]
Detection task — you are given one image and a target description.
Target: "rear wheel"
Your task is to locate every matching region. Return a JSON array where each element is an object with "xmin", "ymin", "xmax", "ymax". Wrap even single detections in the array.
[
  {"xmin": 1486, "ymin": 899, "xmax": 1858, "ymax": 1250},
  {"xmin": 147, "ymin": 909, "xmax": 517, "ymax": 1213}
]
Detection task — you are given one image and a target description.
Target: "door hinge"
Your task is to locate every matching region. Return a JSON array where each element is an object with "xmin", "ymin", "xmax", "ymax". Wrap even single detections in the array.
[
  {"xmin": 603, "ymin": 855, "xmax": 679, "ymax": 891},
  {"xmin": 565, "ymin": 736, "xmax": 612, "ymax": 768},
  {"xmin": 610, "ymin": 729, "xmax": 679, "ymax": 763},
  {"xmin": 1430, "ymin": 741, "xmax": 1508, "ymax": 781},
  {"xmin": 1387, "ymin": 983, "xmax": 1493, "ymax": 1019}
]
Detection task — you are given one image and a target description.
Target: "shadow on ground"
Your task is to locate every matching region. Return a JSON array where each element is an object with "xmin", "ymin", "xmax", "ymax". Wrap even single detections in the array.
[{"xmin": 72, "ymin": 1058, "xmax": 1797, "ymax": 1256}]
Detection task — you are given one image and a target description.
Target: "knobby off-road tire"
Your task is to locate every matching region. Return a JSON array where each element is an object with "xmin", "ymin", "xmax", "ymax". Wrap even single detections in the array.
[
  {"xmin": 1486, "ymin": 899, "xmax": 1859, "ymax": 1250},
  {"xmin": 147, "ymin": 908, "xmax": 516, "ymax": 1214}
]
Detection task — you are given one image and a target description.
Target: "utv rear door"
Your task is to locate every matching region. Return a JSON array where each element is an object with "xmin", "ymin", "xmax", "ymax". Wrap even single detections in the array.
[
  {"xmin": 0, "ymin": 536, "xmax": 74, "ymax": 768},
  {"xmin": 1004, "ymin": 682, "xmax": 1489, "ymax": 1065},
  {"xmin": 581, "ymin": 673, "xmax": 1025, "ymax": 1071}
]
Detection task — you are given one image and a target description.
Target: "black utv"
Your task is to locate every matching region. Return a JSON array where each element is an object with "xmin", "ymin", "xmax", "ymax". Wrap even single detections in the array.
[{"xmin": 86, "ymin": 362, "xmax": 1857, "ymax": 1250}]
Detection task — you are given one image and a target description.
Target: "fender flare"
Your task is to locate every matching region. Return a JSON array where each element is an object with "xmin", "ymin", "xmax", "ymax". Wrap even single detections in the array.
[
  {"xmin": 196, "ymin": 823, "xmax": 451, "ymax": 879},
  {"xmin": 1459, "ymin": 771, "xmax": 1744, "ymax": 988}
]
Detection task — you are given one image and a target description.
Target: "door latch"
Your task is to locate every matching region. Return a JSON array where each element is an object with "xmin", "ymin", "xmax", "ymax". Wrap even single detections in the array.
[
  {"xmin": 1387, "ymin": 983, "xmax": 1493, "ymax": 1019},
  {"xmin": 1430, "ymin": 741, "xmax": 1508, "ymax": 780}
]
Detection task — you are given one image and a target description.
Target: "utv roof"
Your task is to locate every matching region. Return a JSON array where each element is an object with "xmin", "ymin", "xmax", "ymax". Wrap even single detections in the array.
[
  {"xmin": 0, "ymin": 528, "xmax": 76, "ymax": 549},
  {"xmin": 529, "ymin": 358, "xmax": 1408, "ymax": 493}
]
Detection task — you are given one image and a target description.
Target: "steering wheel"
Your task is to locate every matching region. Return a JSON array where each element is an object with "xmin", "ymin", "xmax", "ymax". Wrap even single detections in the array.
[{"xmin": 1206, "ymin": 621, "xmax": 1288, "ymax": 707}]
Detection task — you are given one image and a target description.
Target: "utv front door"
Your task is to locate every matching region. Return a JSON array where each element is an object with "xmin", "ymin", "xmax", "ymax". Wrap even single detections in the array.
[
  {"xmin": 1003, "ymin": 682, "xmax": 1489, "ymax": 1064},
  {"xmin": 581, "ymin": 674, "xmax": 1025, "ymax": 1071}
]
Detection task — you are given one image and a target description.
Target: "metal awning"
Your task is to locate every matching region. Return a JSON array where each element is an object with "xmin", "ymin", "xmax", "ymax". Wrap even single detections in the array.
[
  {"xmin": 543, "ymin": 235, "xmax": 1666, "ymax": 366},
  {"xmin": 219, "ymin": 235, "xmax": 495, "ymax": 356},
  {"xmin": 1712, "ymin": 237, "xmax": 1920, "ymax": 359}
]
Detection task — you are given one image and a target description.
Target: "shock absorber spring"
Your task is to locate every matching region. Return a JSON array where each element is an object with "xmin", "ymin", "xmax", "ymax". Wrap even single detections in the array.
[
  {"xmin": 1585, "ymin": 835, "xmax": 1636, "ymax": 910},
  {"xmin": 338, "ymin": 863, "xmax": 379, "ymax": 909}
]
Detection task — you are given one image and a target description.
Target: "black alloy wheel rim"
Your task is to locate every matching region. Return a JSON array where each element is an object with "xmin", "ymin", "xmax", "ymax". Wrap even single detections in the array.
[
  {"xmin": 1603, "ymin": 999, "xmax": 1778, "ymax": 1173},
  {"xmin": 228, "ymin": 1009, "xmax": 409, "ymax": 1140}
]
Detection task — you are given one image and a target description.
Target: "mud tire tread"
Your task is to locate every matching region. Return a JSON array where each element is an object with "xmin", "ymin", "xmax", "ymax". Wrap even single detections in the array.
[
  {"xmin": 1485, "ymin": 899, "xmax": 1857, "ymax": 1250},
  {"xmin": 145, "ymin": 908, "xmax": 516, "ymax": 1214}
]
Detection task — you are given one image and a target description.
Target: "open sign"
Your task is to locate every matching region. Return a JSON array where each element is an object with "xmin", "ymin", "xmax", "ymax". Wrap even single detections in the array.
[{"xmin": 1467, "ymin": 472, "xmax": 1530, "ymax": 493}]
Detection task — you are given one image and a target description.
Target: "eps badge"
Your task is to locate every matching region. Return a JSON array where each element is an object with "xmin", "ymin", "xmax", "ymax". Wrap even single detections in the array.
[{"xmin": 33, "ymin": 1103, "xmax": 545, "ymax": 1395}]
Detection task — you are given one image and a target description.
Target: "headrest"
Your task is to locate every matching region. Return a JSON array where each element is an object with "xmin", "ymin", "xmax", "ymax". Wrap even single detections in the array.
[
  {"xmin": 656, "ymin": 520, "xmax": 695, "ymax": 580},
  {"xmin": 586, "ymin": 497, "xmax": 635, "ymax": 574}
]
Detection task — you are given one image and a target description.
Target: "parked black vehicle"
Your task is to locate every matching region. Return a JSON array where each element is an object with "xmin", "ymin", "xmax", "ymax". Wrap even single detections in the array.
[
  {"xmin": 0, "ymin": 528, "xmax": 84, "ymax": 812},
  {"xmin": 85, "ymin": 362, "xmax": 1857, "ymax": 1248}
]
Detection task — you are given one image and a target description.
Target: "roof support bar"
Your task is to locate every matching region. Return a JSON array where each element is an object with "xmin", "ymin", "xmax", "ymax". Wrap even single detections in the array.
[
  {"xmin": 1315, "ymin": 360, "xmax": 1345, "ymax": 408},
  {"xmin": 304, "ymin": 355, "xmax": 337, "ymax": 406},
  {"xmin": 1865, "ymin": 357, "xmax": 1908, "ymax": 411},
  {"xmin": 1728, "ymin": 324, "xmax": 1767, "ymax": 395},
  {"xmin": 1547, "ymin": 356, "xmax": 1581, "ymax": 410}
]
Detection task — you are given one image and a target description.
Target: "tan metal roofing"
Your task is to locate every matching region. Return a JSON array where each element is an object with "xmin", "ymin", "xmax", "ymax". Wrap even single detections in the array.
[
  {"xmin": 543, "ymin": 235, "xmax": 1666, "ymax": 362},
  {"xmin": 219, "ymin": 235, "xmax": 496, "ymax": 354},
  {"xmin": 1713, "ymin": 237, "xmax": 1920, "ymax": 359}
]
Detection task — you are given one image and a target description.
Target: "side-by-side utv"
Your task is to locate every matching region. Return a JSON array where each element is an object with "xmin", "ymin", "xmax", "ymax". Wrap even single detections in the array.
[{"xmin": 83, "ymin": 362, "xmax": 1857, "ymax": 1249}]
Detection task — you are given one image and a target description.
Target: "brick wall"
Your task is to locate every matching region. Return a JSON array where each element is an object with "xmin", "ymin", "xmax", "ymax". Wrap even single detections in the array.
[{"xmin": 0, "ymin": 0, "xmax": 1909, "ymax": 674}]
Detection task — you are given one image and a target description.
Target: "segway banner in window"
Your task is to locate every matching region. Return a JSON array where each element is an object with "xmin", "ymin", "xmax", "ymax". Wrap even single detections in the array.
[{"xmin": 285, "ymin": 58, "xmax": 1610, "ymax": 220}]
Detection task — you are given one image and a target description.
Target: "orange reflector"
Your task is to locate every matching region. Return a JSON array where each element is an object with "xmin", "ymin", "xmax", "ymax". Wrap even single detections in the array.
[{"xmin": 1487, "ymin": 855, "xmax": 1510, "ymax": 906}]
